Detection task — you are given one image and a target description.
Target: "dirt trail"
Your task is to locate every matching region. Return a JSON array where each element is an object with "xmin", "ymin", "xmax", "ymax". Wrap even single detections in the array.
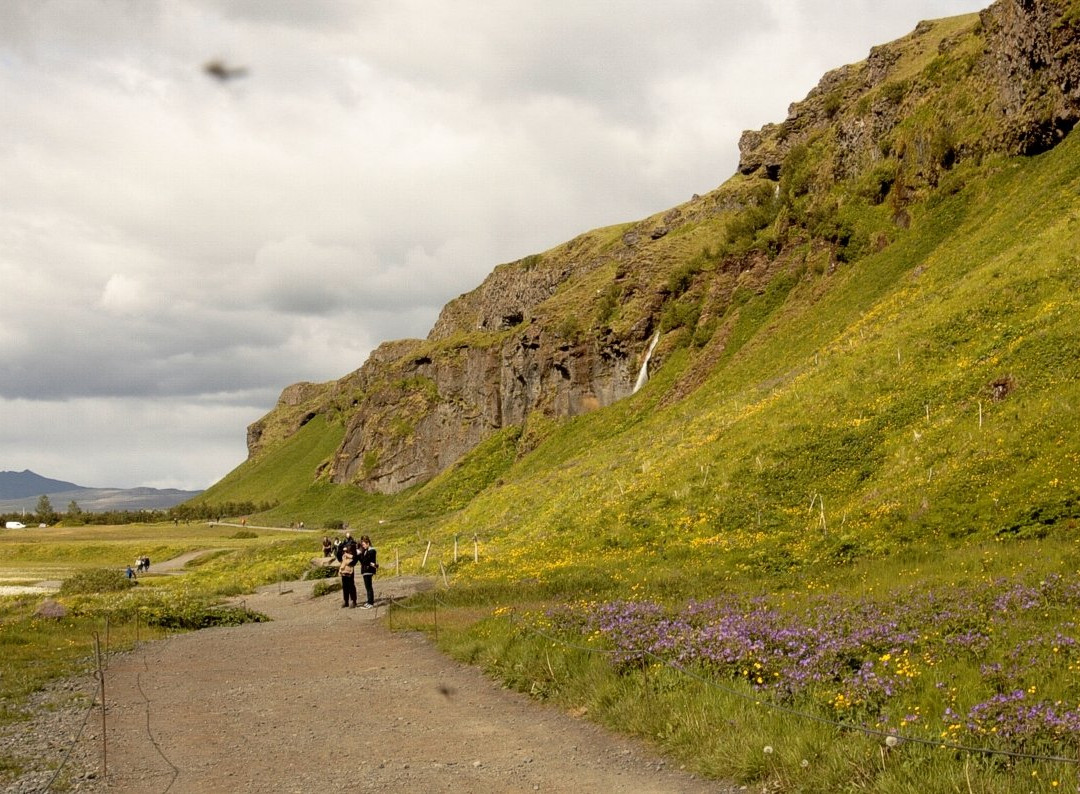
[
  {"xmin": 70, "ymin": 572, "xmax": 728, "ymax": 793},
  {"xmin": 142, "ymin": 549, "xmax": 223, "ymax": 574}
]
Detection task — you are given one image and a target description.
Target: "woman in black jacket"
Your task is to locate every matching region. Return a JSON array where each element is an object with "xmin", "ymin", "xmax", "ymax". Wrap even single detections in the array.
[{"xmin": 358, "ymin": 535, "xmax": 378, "ymax": 609}]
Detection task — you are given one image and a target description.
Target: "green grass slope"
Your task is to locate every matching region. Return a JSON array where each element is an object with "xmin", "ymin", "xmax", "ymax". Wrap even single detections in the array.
[
  {"xmin": 437, "ymin": 131, "xmax": 1080, "ymax": 594},
  {"xmin": 198, "ymin": 415, "xmax": 345, "ymax": 510},
  {"xmin": 205, "ymin": 124, "xmax": 1080, "ymax": 604}
]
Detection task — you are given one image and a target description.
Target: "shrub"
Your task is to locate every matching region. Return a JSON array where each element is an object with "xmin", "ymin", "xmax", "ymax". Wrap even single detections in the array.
[
  {"xmin": 692, "ymin": 317, "xmax": 719, "ymax": 348},
  {"xmin": 823, "ymin": 91, "xmax": 843, "ymax": 118},
  {"xmin": 780, "ymin": 142, "xmax": 814, "ymax": 202},
  {"xmin": 856, "ymin": 159, "xmax": 899, "ymax": 204},
  {"xmin": 144, "ymin": 603, "xmax": 268, "ymax": 630},
  {"xmin": 880, "ymin": 79, "xmax": 908, "ymax": 106},
  {"xmin": 303, "ymin": 565, "xmax": 338, "ymax": 580},
  {"xmin": 59, "ymin": 568, "xmax": 136, "ymax": 595},
  {"xmin": 659, "ymin": 299, "xmax": 701, "ymax": 335},
  {"xmin": 726, "ymin": 189, "xmax": 781, "ymax": 251},
  {"xmin": 313, "ymin": 579, "xmax": 343, "ymax": 598},
  {"xmin": 666, "ymin": 261, "xmax": 700, "ymax": 298},
  {"xmin": 556, "ymin": 315, "xmax": 583, "ymax": 342},
  {"xmin": 595, "ymin": 282, "xmax": 622, "ymax": 326},
  {"xmin": 931, "ymin": 124, "xmax": 959, "ymax": 169}
]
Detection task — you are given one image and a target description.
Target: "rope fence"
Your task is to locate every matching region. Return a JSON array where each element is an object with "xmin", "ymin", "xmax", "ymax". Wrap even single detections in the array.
[
  {"xmin": 35, "ymin": 610, "xmax": 184, "ymax": 792},
  {"xmin": 364, "ymin": 534, "xmax": 1080, "ymax": 767},
  {"xmin": 34, "ymin": 541, "xmax": 1079, "ymax": 790},
  {"xmin": 41, "ymin": 670, "xmax": 99, "ymax": 792},
  {"xmin": 308, "ymin": 533, "xmax": 491, "ymax": 594}
]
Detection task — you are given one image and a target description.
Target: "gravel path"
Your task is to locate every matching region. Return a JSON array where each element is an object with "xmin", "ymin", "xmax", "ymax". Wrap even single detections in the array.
[{"xmin": 3, "ymin": 568, "xmax": 730, "ymax": 793}]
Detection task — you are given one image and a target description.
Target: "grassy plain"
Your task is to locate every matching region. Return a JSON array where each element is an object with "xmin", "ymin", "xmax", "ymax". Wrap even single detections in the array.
[{"xmin": 0, "ymin": 522, "xmax": 315, "ymax": 772}]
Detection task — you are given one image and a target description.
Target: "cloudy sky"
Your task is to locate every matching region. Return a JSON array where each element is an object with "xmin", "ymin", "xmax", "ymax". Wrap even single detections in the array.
[{"xmin": 0, "ymin": 0, "xmax": 988, "ymax": 491}]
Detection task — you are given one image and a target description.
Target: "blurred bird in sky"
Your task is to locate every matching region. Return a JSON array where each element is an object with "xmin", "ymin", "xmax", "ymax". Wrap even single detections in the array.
[{"xmin": 203, "ymin": 59, "xmax": 249, "ymax": 81}]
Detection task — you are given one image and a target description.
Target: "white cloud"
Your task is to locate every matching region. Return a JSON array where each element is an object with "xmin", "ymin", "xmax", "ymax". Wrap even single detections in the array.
[
  {"xmin": 0, "ymin": 395, "xmax": 260, "ymax": 490},
  {"xmin": 99, "ymin": 273, "xmax": 158, "ymax": 316}
]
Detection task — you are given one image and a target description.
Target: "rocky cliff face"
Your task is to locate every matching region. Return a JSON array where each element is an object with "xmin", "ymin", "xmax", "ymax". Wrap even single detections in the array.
[
  {"xmin": 248, "ymin": 0, "xmax": 1080, "ymax": 495},
  {"xmin": 981, "ymin": 0, "xmax": 1080, "ymax": 152},
  {"xmin": 329, "ymin": 325, "xmax": 637, "ymax": 493},
  {"xmin": 738, "ymin": 0, "xmax": 1080, "ymax": 184},
  {"xmin": 247, "ymin": 228, "xmax": 653, "ymax": 494}
]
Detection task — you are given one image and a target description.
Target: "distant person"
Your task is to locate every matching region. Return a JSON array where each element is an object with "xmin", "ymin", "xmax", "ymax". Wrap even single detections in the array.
[
  {"xmin": 126, "ymin": 565, "xmax": 136, "ymax": 580},
  {"xmin": 358, "ymin": 535, "xmax": 378, "ymax": 609},
  {"xmin": 321, "ymin": 536, "xmax": 332, "ymax": 558},
  {"xmin": 338, "ymin": 542, "xmax": 359, "ymax": 608}
]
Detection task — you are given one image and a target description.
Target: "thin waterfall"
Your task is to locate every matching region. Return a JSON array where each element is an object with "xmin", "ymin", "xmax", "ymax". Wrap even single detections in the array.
[{"xmin": 632, "ymin": 332, "xmax": 660, "ymax": 393}]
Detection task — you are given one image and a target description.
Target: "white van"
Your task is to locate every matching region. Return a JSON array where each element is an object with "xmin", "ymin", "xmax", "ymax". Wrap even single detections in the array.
[{"xmin": 4, "ymin": 521, "xmax": 26, "ymax": 529}]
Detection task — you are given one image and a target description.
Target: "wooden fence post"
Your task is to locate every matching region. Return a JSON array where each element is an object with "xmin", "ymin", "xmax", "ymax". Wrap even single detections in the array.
[
  {"xmin": 432, "ymin": 592, "xmax": 438, "ymax": 642},
  {"xmin": 94, "ymin": 633, "xmax": 107, "ymax": 783}
]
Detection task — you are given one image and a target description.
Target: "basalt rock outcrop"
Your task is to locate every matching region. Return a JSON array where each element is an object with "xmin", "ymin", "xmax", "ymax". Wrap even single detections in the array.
[
  {"xmin": 328, "ymin": 325, "xmax": 638, "ymax": 493},
  {"xmin": 247, "ymin": 232, "xmax": 655, "ymax": 494},
  {"xmin": 247, "ymin": 0, "xmax": 1080, "ymax": 496},
  {"xmin": 738, "ymin": 0, "xmax": 1080, "ymax": 184}
]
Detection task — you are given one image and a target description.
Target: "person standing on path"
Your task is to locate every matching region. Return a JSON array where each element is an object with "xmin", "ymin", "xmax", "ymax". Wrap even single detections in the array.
[
  {"xmin": 339, "ymin": 540, "xmax": 359, "ymax": 608},
  {"xmin": 358, "ymin": 534, "xmax": 378, "ymax": 609}
]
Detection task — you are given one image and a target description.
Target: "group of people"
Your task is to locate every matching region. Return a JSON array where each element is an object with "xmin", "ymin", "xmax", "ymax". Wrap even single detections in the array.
[
  {"xmin": 321, "ymin": 535, "xmax": 349, "ymax": 560},
  {"xmin": 125, "ymin": 555, "xmax": 151, "ymax": 579},
  {"xmin": 324, "ymin": 532, "xmax": 378, "ymax": 609}
]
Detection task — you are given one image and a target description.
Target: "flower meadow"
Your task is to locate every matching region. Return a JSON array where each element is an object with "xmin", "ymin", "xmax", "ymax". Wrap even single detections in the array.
[{"xmin": 544, "ymin": 572, "xmax": 1080, "ymax": 760}]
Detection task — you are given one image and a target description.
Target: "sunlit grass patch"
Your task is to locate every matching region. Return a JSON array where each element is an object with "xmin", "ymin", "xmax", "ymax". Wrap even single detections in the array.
[{"xmin": 416, "ymin": 536, "xmax": 1080, "ymax": 792}]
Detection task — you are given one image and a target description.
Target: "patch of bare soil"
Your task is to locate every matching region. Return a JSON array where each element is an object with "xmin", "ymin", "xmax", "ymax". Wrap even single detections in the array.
[{"xmin": 8, "ymin": 571, "xmax": 730, "ymax": 793}]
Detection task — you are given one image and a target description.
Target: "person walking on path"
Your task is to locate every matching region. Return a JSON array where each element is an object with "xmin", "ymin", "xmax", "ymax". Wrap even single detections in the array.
[
  {"xmin": 339, "ymin": 541, "xmax": 359, "ymax": 608},
  {"xmin": 358, "ymin": 535, "xmax": 378, "ymax": 609}
]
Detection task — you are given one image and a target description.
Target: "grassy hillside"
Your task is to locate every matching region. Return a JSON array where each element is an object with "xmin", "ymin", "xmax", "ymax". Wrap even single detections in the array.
[
  {"xmin": 213, "ymin": 128, "xmax": 1080, "ymax": 591},
  {"xmin": 437, "ymin": 132, "xmax": 1080, "ymax": 595},
  {"xmin": 200, "ymin": 415, "xmax": 345, "ymax": 508},
  {"xmin": 172, "ymin": 7, "xmax": 1080, "ymax": 789}
]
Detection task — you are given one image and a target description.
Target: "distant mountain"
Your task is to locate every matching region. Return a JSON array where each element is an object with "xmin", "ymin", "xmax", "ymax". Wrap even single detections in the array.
[
  {"xmin": 0, "ymin": 470, "xmax": 81, "ymax": 499},
  {"xmin": 0, "ymin": 470, "xmax": 202, "ymax": 513}
]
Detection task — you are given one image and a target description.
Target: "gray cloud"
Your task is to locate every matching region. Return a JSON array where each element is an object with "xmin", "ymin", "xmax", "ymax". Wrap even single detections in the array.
[{"xmin": 0, "ymin": 0, "xmax": 988, "ymax": 488}]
